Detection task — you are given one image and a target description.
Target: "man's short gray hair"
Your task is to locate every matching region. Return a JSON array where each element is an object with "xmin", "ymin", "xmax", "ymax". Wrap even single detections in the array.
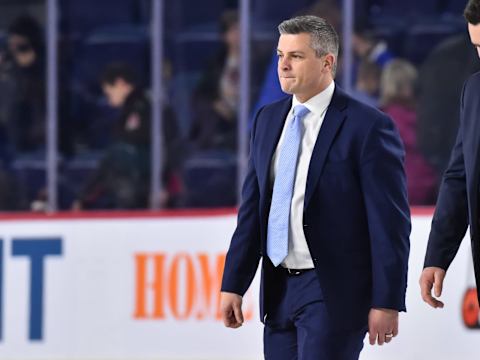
[{"xmin": 278, "ymin": 15, "xmax": 339, "ymax": 75}]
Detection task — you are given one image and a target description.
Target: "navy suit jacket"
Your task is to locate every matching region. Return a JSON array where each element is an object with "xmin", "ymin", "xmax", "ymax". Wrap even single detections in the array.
[
  {"xmin": 221, "ymin": 86, "xmax": 411, "ymax": 331},
  {"xmin": 425, "ymin": 71, "xmax": 480, "ymax": 301}
]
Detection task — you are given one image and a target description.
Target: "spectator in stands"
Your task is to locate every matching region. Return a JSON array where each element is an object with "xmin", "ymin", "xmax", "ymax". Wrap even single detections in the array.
[
  {"xmin": 0, "ymin": 15, "xmax": 54, "ymax": 211},
  {"xmin": 379, "ymin": 59, "xmax": 437, "ymax": 205},
  {"xmin": 352, "ymin": 23, "xmax": 394, "ymax": 69},
  {"xmin": 181, "ymin": 10, "xmax": 243, "ymax": 207},
  {"xmin": 0, "ymin": 15, "xmax": 45, "ymax": 155},
  {"xmin": 189, "ymin": 9, "xmax": 239, "ymax": 152},
  {"xmin": 351, "ymin": 59, "xmax": 381, "ymax": 108},
  {"xmin": 0, "ymin": 15, "xmax": 71, "ymax": 156},
  {"xmin": 73, "ymin": 63, "xmax": 181, "ymax": 210}
]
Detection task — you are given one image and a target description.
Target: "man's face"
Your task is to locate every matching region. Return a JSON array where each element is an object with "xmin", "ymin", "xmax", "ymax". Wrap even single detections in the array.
[
  {"xmin": 8, "ymin": 34, "xmax": 36, "ymax": 67},
  {"xmin": 468, "ymin": 22, "xmax": 480, "ymax": 58},
  {"xmin": 224, "ymin": 23, "xmax": 240, "ymax": 52},
  {"xmin": 102, "ymin": 79, "xmax": 132, "ymax": 108},
  {"xmin": 277, "ymin": 33, "xmax": 333, "ymax": 102}
]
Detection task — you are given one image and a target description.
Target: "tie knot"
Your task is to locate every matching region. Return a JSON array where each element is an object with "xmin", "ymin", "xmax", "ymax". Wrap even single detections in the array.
[{"xmin": 293, "ymin": 105, "xmax": 310, "ymax": 119}]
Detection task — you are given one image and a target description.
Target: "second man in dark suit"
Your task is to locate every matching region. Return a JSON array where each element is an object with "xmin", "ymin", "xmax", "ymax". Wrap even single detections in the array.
[{"xmin": 420, "ymin": 0, "xmax": 480, "ymax": 312}]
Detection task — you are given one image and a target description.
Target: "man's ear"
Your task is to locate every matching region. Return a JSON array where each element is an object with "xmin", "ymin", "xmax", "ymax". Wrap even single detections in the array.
[{"xmin": 324, "ymin": 53, "xmax": 335, "ymax": 73}]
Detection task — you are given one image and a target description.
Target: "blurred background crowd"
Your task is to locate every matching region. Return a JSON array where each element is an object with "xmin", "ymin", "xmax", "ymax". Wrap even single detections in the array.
[{"xmin": 0, "ymin": 0, "xmax": 476, "ymax": 212}]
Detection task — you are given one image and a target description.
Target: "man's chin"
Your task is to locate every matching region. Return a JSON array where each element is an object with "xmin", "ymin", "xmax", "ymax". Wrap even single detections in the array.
[{"xmin": 280, "ymin": 86, "xmax": 294, "ymax": 95}]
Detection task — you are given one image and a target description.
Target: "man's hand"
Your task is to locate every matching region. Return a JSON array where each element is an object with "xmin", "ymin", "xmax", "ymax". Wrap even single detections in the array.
[
  {"xmin": 368, "ymin": 308, "xmax": 398, "ymax": 345},
  {"xmin": 419, "ymin": 266, "xmax": 446, "ymax": 308},
  {"xmin": 220, "ymin": 292, "xmax": 244, "ymax": 328}
]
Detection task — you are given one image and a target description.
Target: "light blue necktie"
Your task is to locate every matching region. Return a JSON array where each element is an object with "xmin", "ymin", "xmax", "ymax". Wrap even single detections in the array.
[{"xmin": 267, "ymin": 104, "xmax": 310, "ymax": 267}]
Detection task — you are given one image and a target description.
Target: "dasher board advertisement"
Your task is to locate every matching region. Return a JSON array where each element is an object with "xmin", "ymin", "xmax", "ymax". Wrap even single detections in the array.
[{"xmin": 0, "ymin": 211, "xmax": 477, "ymax": 360}]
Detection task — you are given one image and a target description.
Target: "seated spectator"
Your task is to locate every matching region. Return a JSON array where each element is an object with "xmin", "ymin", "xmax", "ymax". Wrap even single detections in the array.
[
  {"xmin": 181, "ymin": 10, "xmax": 242, "ymax": 207},
  {"xmin": 352, "ymin": 23, "xmax": 394, "ymax": 68},
  {"xmin": 379, "ymin": 59, "xmax": 438, "ymax": 205},
  {"xmin": 351, "ymin": 59, "xmax": 381, "ymax": 108},
  {"xmin": 0, "ymin": 15, "xmax": 45, "ymax": 154},
  {"xmin": 0, "ymin": 15, "xmax": 53, "ymax": 211},
  {"xmin": 189, "ymin": 9, "xmax": 239, "ymax": 152},
  {"xmin": 73, "ymin": 63, "xmax": 181, "ymax": 210},
  {"xmin": 0, "ymin": 15, "xmax": 71, "ymax": 156}
]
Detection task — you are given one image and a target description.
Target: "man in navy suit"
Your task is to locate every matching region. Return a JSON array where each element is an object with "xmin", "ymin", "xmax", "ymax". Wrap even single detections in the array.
[
  {"xmin": 220, "ymin": 15, "xmax": 411, "ymax": 359},
  {"xmin": 420, "ymin": 0, "xmax": 480, "ymax": 311}
]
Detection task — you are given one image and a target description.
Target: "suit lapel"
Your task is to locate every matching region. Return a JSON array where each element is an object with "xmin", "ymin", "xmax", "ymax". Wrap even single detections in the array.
[{"xmin": 304, "ymin": 87, "xmax": 348, "ymax": 209}]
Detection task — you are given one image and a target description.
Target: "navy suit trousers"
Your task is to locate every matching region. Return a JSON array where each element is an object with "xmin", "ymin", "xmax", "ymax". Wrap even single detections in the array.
[{"xmin": 263, "ymin": 269, "xmax": 367, "ymax": 360}]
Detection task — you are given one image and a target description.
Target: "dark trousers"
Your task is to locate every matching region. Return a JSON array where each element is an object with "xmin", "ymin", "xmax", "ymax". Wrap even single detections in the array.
[{"xmin": 263, "ymin": 269, "xmax": 367, "ymax": 360}]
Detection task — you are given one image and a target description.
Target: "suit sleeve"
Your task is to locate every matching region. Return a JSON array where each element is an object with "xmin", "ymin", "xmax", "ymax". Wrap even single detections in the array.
[
  {"xmin": 424, "ymin": 81, "xmax": 469, "ymax": 271},
  {"xmin": 220, "ymin": 107, "xmax": 264, "ymax": 296},
  {"xmin": 360, "ymin": 113, "xmax": 411, "ymax": 311}
]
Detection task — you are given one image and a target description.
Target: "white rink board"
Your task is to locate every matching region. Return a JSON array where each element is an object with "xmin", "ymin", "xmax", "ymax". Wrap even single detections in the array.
[{"xmin": 0, "ymin": 212, "xmax": 477, "ymax": 360}]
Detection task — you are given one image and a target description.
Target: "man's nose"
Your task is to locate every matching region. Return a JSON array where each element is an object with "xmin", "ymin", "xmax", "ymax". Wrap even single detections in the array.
[{"xmin": 279, "ymin": 57, "xmax": 291, "ymax": 70}]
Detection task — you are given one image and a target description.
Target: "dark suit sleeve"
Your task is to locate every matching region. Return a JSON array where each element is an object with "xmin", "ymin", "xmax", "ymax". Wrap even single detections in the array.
[
  {"xmin": 220, "ymin": 107, "xmax": 263, "ymax": 296},
  {"xmin": 424, "ymin": 81, "xmax": 469, "ymax": 270},
  {"xmin": 360, "ymin": 114, "xmax": 411, "ymax": 311}
]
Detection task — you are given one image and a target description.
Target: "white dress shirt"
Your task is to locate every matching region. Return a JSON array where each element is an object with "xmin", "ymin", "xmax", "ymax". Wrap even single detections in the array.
[{"xmin": 270, "ymin": 81, "xmax": 335, "ymax": 269}]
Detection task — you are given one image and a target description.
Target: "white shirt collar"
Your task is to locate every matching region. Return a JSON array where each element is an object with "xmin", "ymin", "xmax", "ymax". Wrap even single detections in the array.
[{"xmin": 291, "ymin": 80, "xmax": 335, "ymax": 116}]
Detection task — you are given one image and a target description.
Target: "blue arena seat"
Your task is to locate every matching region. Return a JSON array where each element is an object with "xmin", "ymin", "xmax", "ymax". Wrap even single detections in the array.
[
  {"xmin": 403, "ymin": 22, "xmax": 460, "ymax": 64},
  {"xmin": 368, "ymin": 0, "xmax": 439, "ymax": 16},
  {"xmin": 166, "ymin": 0, "xmax": 225, "ymax": 29},
  {"xmin": 445, "ymin": 0, "xmax": 467, "ymax": 15},
  {"xmin": 61, "ymin": 152, "xmax": 102, "ymax": 207},
  {"xmin": 73, "ymin": 24, "xmax": 150, "ymax": 90},
  {"xmin": 60, "ymin": 0, "xmax": 142, "ymax": 36},
  {"xmin": 182, "ymin": 150, "xmax": 237, "ymax": 207},
  {"xmin": 11, "ymin": 153, "xmax": 46, "ymax": 209}
]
